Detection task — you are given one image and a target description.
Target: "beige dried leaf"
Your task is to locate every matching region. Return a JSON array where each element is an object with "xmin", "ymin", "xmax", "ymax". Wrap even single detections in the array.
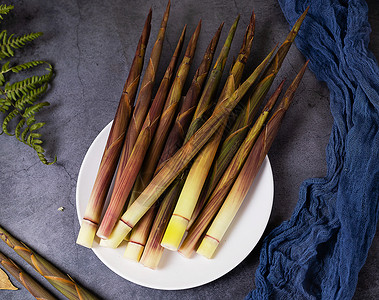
[{"xmin": 0, "ymin": 268, "xmax": 18, "ymax": 290}]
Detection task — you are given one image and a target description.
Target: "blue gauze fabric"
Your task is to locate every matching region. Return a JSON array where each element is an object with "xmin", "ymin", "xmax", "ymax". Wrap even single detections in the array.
[{"xmin": 245, "ymin": 0, "xmax": 379, "ymax": 299}]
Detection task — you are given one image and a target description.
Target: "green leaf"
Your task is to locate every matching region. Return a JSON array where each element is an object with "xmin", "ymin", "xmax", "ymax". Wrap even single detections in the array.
[
  {"xmin": 0, "ymin": 5, "xmax": 55, "ymax": 164},
  {"xmin": 0, "ymin": 5, "xmax": 14, "ymax": 21},
  {"xmin": 10, "ymin": 60, "xmax": 46, "ymax": 73},
  {"xmin": 15, "ymin": 118, "xmax": 25, "ymax": 140},
  {"xmin": 33, "ymin": 144, "xmax": 44, "ymax": 153},
  {"xmin": 29, "ymin": 122, "xmax": 45, "ymax": 132},
  {"xmin": 20, "ymin": 126, "xmax": 29, "ymax": 142},
  {"xmin": 29, "ymin": 132, "xmax": 42, "ymax": 139},
  {"xmin": 23, "ymin": 102, "xmax": 49, "ymax": 118},
  {"xmin": 0, "ymin": 97, "xmax": 11, "ymax": 112},
  {"xmin": 26, "ymin": 115, "xmax": 36, "ymax": 126},
  {"xmin": 32, "ymin": 139, "xmax": 43, "ymax": 144},
  {"xmin": 2, "ymin": 108, "xmax": 19, "ymax": 135}
]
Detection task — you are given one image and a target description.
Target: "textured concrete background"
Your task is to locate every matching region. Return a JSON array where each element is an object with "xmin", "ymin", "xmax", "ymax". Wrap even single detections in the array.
[{"xmin": 0, "ymin": 0, "xmax": 377, "ymax": 299}]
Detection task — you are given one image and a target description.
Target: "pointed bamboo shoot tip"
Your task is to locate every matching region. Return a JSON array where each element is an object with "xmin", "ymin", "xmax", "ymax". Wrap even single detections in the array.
[
  {"xmin": 295, "ymin": 6, "xmax": 310, "ymax": 28},
  {"xmin": 147, "ymin": 8, "xmax": 152, "ymax": 23},
  {"xmin": 249, "ymin": 11, "xmax": 255, "ymax": 24}
]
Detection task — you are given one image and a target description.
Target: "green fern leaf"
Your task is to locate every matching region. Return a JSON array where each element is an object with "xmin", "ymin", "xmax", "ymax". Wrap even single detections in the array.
[
  {"xmin": 20, "ymin": 126, "xmax": 29, "ymax": 142},
  {"xmin": 27, "ymin": 132, "xmax": 42, "ymax": 145},
  {"xmin": 29, "ymin": 132, "xmax": 41, "ymax": 139},
  {"xmin": 1, "ymin": 60, "xmax": 9, "ymax": 71},
  {"xmin": 23, "ymin": 102, "xmax": 49, "ymax": 119},
  {"xmin": 14, "ymin": 118, "xmax": 25, "ymax": 141},
  {"xmin": 0, "ymin": 30, "xmax": 6, "ymax": 44},
  {"xmin": 2, "ymin": 108, "xmax": 19, "ymax": 135},
  {"xmin": 0, "ymin": 5, "xmax": 55, "ymax": 164},
  {"xmin": 5, "ymin": 73, "xmax": 51, "ymax": 101},
  {"xmin": 26, "ymin": 115, "xmax": 36, "ymax": 126},
  {"xmin": 38, "ymin": 152, "xmax": 56, "ymax": 165},
  {"xmin": 32, "ymin": 138, "xmax": 43, "ymax": 144},
  {"xmin": 10, "ymin": 60, "xmax": 47, "ymax": 73},
  {"xmin": 0, "ymin": 96, "xmax": 11, "ymax": 112},
  {"xmin": 13, "ymin": 32, "xmax": 43, "ymax": 47},
  {"xmin": 0, "ymin": 5, "xmax": 13, "ymax": 20},
  {"xmin": 0, "ymin": 31, "xmax": 43, "ymax": 59},
  {"xmin": 15, "ymin": 83, "xmax": 48, "ymax": 110},
  {"xmin": 29, "ymin": 122, "xmax": 45, "ymax": 132},
  {"xmin": 32, "ymin": 143, "xmax": 44, "ymax": 153}
]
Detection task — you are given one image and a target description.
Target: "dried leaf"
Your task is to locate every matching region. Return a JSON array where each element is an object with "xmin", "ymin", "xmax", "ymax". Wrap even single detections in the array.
[{"xmin": 0, "ymin": 267, "xmax": 18, "ymax": 290}]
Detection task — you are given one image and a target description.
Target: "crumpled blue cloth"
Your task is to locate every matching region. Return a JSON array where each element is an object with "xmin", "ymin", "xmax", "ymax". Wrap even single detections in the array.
[{"xmin": 246, "ymin": 0, "xmax": 379, "ymax": 299}]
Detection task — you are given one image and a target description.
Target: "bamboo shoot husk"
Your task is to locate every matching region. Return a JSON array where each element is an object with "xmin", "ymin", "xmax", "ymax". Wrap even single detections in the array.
[
  {"xmin": 0, "ymin": 250, "xmax": 56, "ymax": 300},
  {"xmin": 161, "ymin": 12, "xmax": 255, "ymax": 251},
  {"xmin": 179, "ymin": 80, "xmax": 284, "ymax": 258},
  {"xmin": 197, "ymin": 61, "xmax": 309, "ymax": 258},
  {"xmin": 188, "ymin": 7, "xmax": 309, "ymax": 229},
  {"xmin": 0, "ymin": 226, "xmax": 98, "ymax": 299},
  {"xmin": 136, "ymin": 25, "xmax": 224, "ymax": 267},
  {"xmin": 99, "ymin": 46, "xmax": 276, "ymax": 249},
  {"xmin": 76, "ymin": 9, "xmax": 152, "ymax": 248}
]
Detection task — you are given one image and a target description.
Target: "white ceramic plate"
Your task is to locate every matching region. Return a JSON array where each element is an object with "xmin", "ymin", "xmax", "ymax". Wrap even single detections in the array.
[{"xmin": 76, "ymin": 121, "xmax": 274, "ymax": 290}]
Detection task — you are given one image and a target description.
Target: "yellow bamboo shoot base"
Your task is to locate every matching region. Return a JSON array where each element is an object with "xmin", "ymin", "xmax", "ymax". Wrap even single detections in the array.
[
  {"xmin": 99, "ymin": 221, "xmax": 132, "ymax": 248},
  {"xmin": 160, "ymin": 215, "xmax": 188, "ymax": 251},
  {"xmin": 196, "ymin": 235, "xmax": 219, "ymax": 259},
  {"xmin": 140, "ymin": 249, "xmax": 164, "ymax": 270},
  {"xmin": 76, "ymin": 220, "xmax": 98, "ymax": 248},
  {"xmin": 124, "ymin": 242, "xmax": 144, "ymax": 262}
]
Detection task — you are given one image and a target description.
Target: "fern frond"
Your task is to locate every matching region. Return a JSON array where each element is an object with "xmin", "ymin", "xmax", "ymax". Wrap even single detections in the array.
[
  {"xmin": 11, "ymin": 32, "xmax": 43, "ymax": 47},
  {"xmin": 26, "ymin": 115, "xmax": 36, "ymax": 126},
  {"xmin": 27, "ymin": 132, "xmax": 41, "ymax": 144},
  {"xmin": 2, "ymin": 108, "xmax": 19, "ymax": 135},
  {"xmin": 9, "ymin": 60, "xmax": 48, "ymax": 73},
  {"xmin": 0, "ymin": 5, "xmax": 55, "ymax": 165},
  {"xmin": 1, "ymin": 60, "xmax": 10, "ymax": 71},
  {"xmin": 27, "ymin": 128, "xmax": 57, "ymax": 166},
  {"xmin": 23, "ymin": 102, "xmax": 50, "ymax": 119},
  {"xmin": 29, "ymin": 121, "xmax": 45, "ymax": 132},
  {"xmin": 0, "ymin": 5, "xmax": 13, "ymax": 21},
  {"xmin": 37, "ymin": 152, "xmax": 56, "ymax": 165},
  {"xmin": 0, "ymin": 61, "xmax": 10, "ymax": 85},
  {"xmin": 14, "ymin": 118, "xmax": 25, "ymax": 140},
  {"xmin": 20, "ymin": 124, "xmax": 29, "ymax": 142},
  {"xmin": 0, "ymin": 97, "xmax": 11, "ymax": 112},
  {"xmin": 0, "ymin": 31, "xmax": 43, "ymax": 59},
  {"xmin": 5, "ymin": 71, "xmax": 52, "ymax": 101},
  {"xmin": 14, "ymin": 115, "xmax": 56, "ymax": 165},
  {"xmin": 15, "ymin": 83, "xmax": 48, "ymax": 110}
]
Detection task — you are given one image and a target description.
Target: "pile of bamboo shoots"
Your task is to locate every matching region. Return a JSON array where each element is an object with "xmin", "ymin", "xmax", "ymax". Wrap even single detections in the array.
[{"xmin": 77, "ymin": 0, "xmax": 310, "ymax": 269}]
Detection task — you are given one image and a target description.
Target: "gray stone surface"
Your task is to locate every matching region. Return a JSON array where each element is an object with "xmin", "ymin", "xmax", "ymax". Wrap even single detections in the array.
[{"xmin": 0, "ymin": 0, "xmax": 377, "ymax": 299}]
